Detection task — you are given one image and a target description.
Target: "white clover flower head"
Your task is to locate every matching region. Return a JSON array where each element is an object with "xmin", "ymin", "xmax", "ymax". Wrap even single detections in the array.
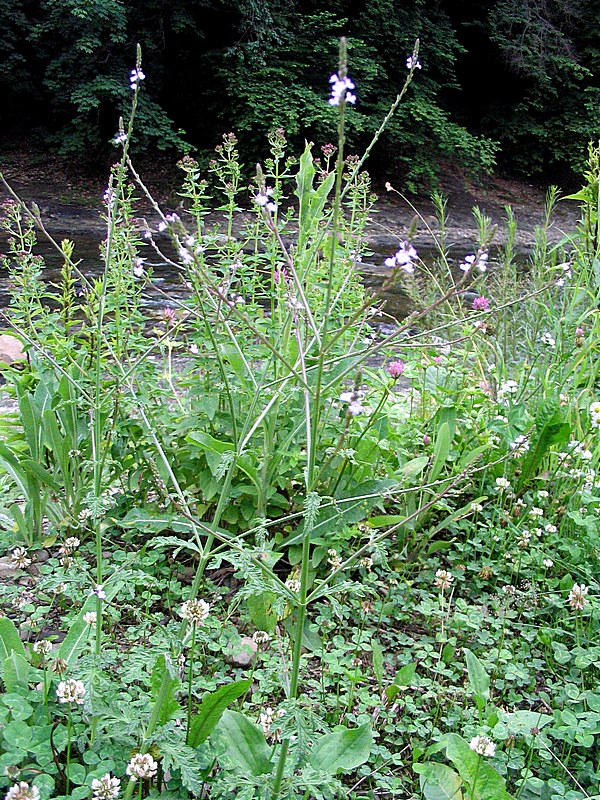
[
  {"xmin": 252, "ymin": 630, "xmax": 271, "ymax": 645},
  {"xmin": 129, "ymin": 67, "xmax": 145, "ymax": 90},
  {"xmin": 406, "ymin": 55, "xmax": 422, "ymax": 70},
  {"xmin": 471, "ymin": 502, "xmax": 483, "ymax": 512},
  {"xmin": 83, "ymin": 611, "xmax": 97, "ymax": 625},
  {"xmin": 434, "ymin": 569, "xmax": 454, "ymax": 589},
  {"xmin": 517, "ymin": 530, "xmax": 531, "ymax": 548},
  {"xmin": 11, "ymin": 547, "xmax": 31, "ymax": 569},
  {"xmin": 179, "ymin": 598, "xmax": 210, "ymax": 626},
  {"xmin": 543, "ymin": 558, "xmax": 554, "ymax": 569},
  {"xmin": 509, "ymin": 434, "xmax": 529, "ymax": 454},
  {"xmin": 544, "ymin": 523, "xmax": 557, "ymax": 534},
  {"xmin": 285, "ymin": 577, "xmax": 301, "ymax": 593},
  {"xmin": 126, "ymin": 753, "xmax": 158, "ymax": 780},
  {"xmin": 91, "ymin": 773, "xmax": 121, "ymax": 800},
  {"xmin": 538, "ymin": 490, "xmax": 549, "ymax": 499},
  {"xmin": 497, "ymin": 380, "xmax": 519, "ymax": 402},
  {"xmin": 33, "ymin": 639, "xmax": 53, "ymax": 656},
  {"xmin": 258, "ymin": 706, "xmax": 275, "ymax": 735},
  {"xmin": 329, "ymin": 73, "xmax": 356, "ymax": 106},
  {"xmin": 56, "ymin": 678, "xmax": 86, "ymax": 705},
  {"xmin": 327, "ymin": 548, "xmax": 342, "ymax": 570},
  {"xmin": 4, "ymin": 781, "xmax": 40, "ymax": 800},
  {"xmin": 360, "ymin": 556, "xmax": 373, "ymax": 569},
  {"xmin": 529, "ymin": 506, "xmax": 544, "ymax": 518},
  {"xmin": 469, "ymin": 735, "xmax": 496, "ymax": 757},
  {"xmin": 568, "ymin": 583, "xmax": 589, "ymax": 611},
  {"xmin": 495, "ymin": 477, "xmax": 510, "ymax": 490}
]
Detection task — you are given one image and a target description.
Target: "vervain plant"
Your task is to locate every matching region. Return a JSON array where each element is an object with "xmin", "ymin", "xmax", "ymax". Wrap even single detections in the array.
[{"xmin": 0, "ymin": 40, "xmax": 599, "ymax": 800}]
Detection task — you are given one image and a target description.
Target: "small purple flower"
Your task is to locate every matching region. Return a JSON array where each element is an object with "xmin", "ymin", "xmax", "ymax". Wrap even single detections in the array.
[
  {"xmin": 130, "ymin": 67, "xmax": 145, "ymax": 91},
  {"xmin": 384, "ymin": 241, "xmax": 418, "ymax": 273},
  {"xmin": 387, "ymin": 360, "xmax": 406, "ymax": 379},
  {"xmin": 406, "ymin": 56, "xmax": 422, "ymax": 70},
  {"xmin": 460, "ymin": 251, "xmax": 488, "ymax": 273},
  {"xmin": 472, "ymin": 296, "xmax": 490, "ymax": 311},
  {"xmin": 133, "ymin": 258, "xmax": 145, "ymax": 278}
]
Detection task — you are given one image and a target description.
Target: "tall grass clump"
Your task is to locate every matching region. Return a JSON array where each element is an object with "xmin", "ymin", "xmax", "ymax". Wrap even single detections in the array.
[{"xmin": 0, "ymin": 41, "xmax": 599, "ymax": 800}]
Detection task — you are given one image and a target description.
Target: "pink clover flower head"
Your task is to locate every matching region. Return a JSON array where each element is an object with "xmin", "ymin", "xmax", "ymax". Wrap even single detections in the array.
[
  {"xmin": 387, "ymin": 360, "xmax": 406, "ymax": 379},
  {"xmin": 472, "ymin": 295, "xmax": 490, "ymax": 311},
  {"xmin": 433, "ymin": 356, "xmax": 443, "ymax": 365},
  {"xmin": 129, "ymin": 67, "xmax": 145, "ymax": 91},
  {"xmin": 406, "ymin": 56, "xmax": 422, "ymax": 70},
  {"xmin": 163, "ymin": 307, "xmax": 176, "ymax": 324},
  {"xmin": 384, "ymin": 241, "xmax": 418, "ymax": 273},
  {"xmin": 329, "ymin": 73, "xmax": 356, "ymax": 106}
]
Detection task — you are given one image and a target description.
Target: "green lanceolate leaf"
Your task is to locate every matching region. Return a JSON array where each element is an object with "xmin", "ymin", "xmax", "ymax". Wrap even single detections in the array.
[
  {"xmin": 150, "ymin": 655, "xmax": 181, "ymax": 726},
  {"xmin": 3, "ymin": 653, "xmax": 30, "ymax": 692},
  {"xmin": 0, "ymin": 617, "xmax": 27, "ymax": 667},
  {"xmin": 464, "ymin": 648, "xmax": 490, "ymax": 702},
  {"xmin": 371, "ymin": 638, "xmax": 384, "ymax": 686},
  {"xmin": 215, "ymin": 710, "xmax": 273, "ymax": 776},
  {"xmin": 445, "ymin": 734, "xmax": 513, "ymax": 800},
  {"xmin": 414, "ymin": 761, "xmax": 464, "ymax": 800},
  {"xmin": 308, "ymin": 723, "xmax": 373, "ymax": 776},
  {"xmin": 429, "ymin": 422, "xmax": 452, "ymax": 483},
  {"xmin": 188, "ymin": 680, "xmax": 251, "ymax": 748},
  {"xmin": 517, "ymin": 404, "xmax": 570, "ymax": 490}
]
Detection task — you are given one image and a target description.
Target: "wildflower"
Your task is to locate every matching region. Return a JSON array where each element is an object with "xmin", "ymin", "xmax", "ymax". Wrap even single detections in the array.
[
  {"xmin": 544, "ymin": 523, "xmax": 557, "ymax": 534},
  {"xmin": 91, "ymin": 584, "xmax": 106, "ymax": 600},
  {"xmin": 59, "ymin": 537, "xmax": 80, "ymax": 557},
  {"xmin": 543, "ymin": 558, "xmax": 554, "ymax": 569},
  {"xmin": 11, "ymin": 547, "xmax": 31, "ymax": 569},
  {"xmin": 252, "ymin": 630, "xmax": 271, "ymax": 645},
  {"xmin": 540, "ymin": 332, "xmax": 556, "ymax": 348},
  {"xmin": 517, "ymin": 530, "xmax": 531, "ymax": 548},
  {"xmin": 460, "ymin": 251, "xmax": 488, "ymax": 273},
  {"xmin": 387, "ymin": 360, "xmax": 406, "ymax": 379},
  {"xmin": 129, "ymin": 67, "xmax": 145, "ymax": 91},
  {"xmin": 434, "ymin": 569, "xmax": 454, "ymax": 589},
  {"xmin": 384, "ymin": 241, "xmax": 418, "ymax": 273},
  {"xmin": 360, "ymin": 556, "xmax": 373, "ymax": 569},
  {"xmin": 529, "ymin": 507, "xmax": 544, "ymax": 518},
  {"xmin": 510, "ymin": 434, "xmax": 529, "ymax": 453},
  {"xmin": 163, "ymin": 307, "xmax": 176, "ymax": 325},
  {"xmin": 33, "ymin": 640, "xmax": 53, "ymax": 656},
  {"xmin": 91, "ymin": 773, "xmax": 121, "ymax": 800},
  {"xmin": 555, "ymin": 262, "xmax": 572, "ymax": 286},
  {"xmin": 126, "ymin": 753, "xmax": 158, "ymax": 780},
  {"xmin": 4, "ymin": 782, "xmax": 40, "ymax": 800},
  {"xmin": 56, "ymin": 678, "xmax": 86, "ymax": 705},
  {"xmin": 479, "ymin": 566, "xmax": 493, "ymax": 580},
  {"xmin": 406, "ymin": 55, "xmax": 422, "ymax": 70},
  {"xmin": 328, "ymin": 73, "xmax": 356, "ymax": 106},
  {"xmin": 51, "ymin": 657, "xmax": 68, "ymax": 675},
  {"xmin": 471, "ymin": 502, "xmax": 483, "ymax": 512},
  {"xmin": 501, "ymin": 584, "xmax": 516, "ymax": 597},
  {"xmin": 113, "ymin": 131, "xmax": 127, "ymax": 146},
  {"xmin": 179, "ymin": 598, "xmax": 210, "ymax": 626},
  {"xmin": 590, "ymin": 401, "xmax": 600, "ymax": 427},
  {"xmin": 83, "ymin": 611, "xmax": 97, "ymax": 625},
  {"xmin": 133, "ymin": 258, "xmax": 145, "ymax": 278},
  {"xmin": 495, "ymin": 477, "xmax": 511, "ymax": 490},
  {"xmin": 286, "ymin": 577, "xmax": 301, "ymax": 593},
  {"xmin": 472, "ymin": 295, "xmax": 490, "ymax": 311},
  {"xmin": 497, "ymin": 380, "xmax": 519, "ymax": 401},
  {"xmin": 327, "ymin": 548, "xmax": 342, "ymax": 570},
  {"xmin": 469, "ymin": 735, "xmax": 496, "ymax": 757},
  {"xmin": 157, "ymin": 220, "xmax": 167, "ymax": 232},
  {"xmin": 538, "ymin": 490, "xmax": 549, "ymax": 499},
  {"xmin": 258, "ymin": 707, "xmax": 275, "ymax": 735},
  {"xmin": 568, "ymin": 583, "xmax": 589, "ymax": 610},
  {"xmin": 254, "ymin": 188, "xmax": 277, "ymax": 213},
  {"xmin": 178, "ymin": 247, "xmax": 193, "ymax": 265}
]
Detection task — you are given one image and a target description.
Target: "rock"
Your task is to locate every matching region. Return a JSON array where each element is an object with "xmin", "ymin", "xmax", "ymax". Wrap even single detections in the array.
[
  {"xmin": 0, "ymin": 556, "xmax": 18, "ymax": 578},
  {"xmin": 225, "ymin": 635, "xmax": 258, "ymax": 668},
  {"xmin": 0, "ymin": 334, "xmax": 26, "ymax": 366}
]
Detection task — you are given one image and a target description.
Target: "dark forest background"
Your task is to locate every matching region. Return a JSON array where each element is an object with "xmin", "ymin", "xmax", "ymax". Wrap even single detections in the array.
[{"xmin": 2, "ymin": 0, "xmax": 599, "ymax": 189}]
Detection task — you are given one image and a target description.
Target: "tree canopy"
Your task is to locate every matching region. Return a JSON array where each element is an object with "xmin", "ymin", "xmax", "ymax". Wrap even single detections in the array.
[{"xmin": 1, "ymin": 0, "xmax": 598, "ymax": 187}]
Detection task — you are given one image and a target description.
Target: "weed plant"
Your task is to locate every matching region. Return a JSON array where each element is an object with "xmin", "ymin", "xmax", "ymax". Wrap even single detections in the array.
[{"xmin": 0, "ymin": 41, "xmax": 599, "ymax": 800}]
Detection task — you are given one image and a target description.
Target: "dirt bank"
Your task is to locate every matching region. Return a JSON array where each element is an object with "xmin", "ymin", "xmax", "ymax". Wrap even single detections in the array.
[{"xmin": 0, "ymin": 151, "xmax": 581, "ymax": 256}]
